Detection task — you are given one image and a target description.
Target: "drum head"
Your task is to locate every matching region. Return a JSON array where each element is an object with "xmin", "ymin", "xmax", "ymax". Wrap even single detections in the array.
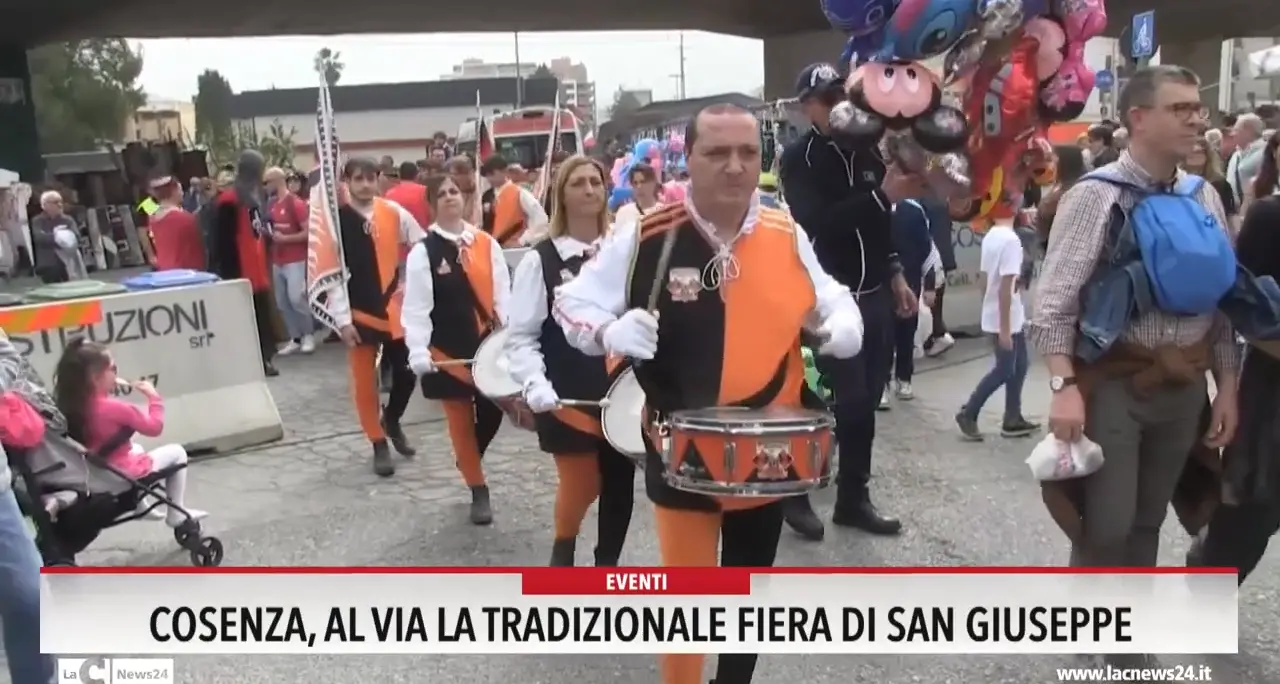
[
  {"xmin": 602, "ymin": 368, "xmax": 647, "ymax": 456},
  {"xmin": 472, "ymin": 329, "xmax": 521, "ymax": 398}
]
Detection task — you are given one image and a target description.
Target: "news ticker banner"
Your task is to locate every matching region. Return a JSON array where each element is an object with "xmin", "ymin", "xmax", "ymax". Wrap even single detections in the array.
[{"xmin": 41, "ymin": 568, "xmax": 1238, "ymax": 656}]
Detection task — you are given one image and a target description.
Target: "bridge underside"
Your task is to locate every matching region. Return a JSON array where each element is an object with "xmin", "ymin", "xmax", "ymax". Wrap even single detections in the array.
[{"xmin": 19, "ymin": 0, "xmax": 1280, "ymax": 46}]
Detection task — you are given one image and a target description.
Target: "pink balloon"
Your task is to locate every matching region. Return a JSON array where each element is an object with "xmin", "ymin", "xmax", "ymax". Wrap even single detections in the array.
[
  {"xmin": 667, "ymin": 135, "xmax": 685, "ymax": 154},
  {"xmin": 661, "ymin": 180, "xmax": 686, "ymax": 202}
]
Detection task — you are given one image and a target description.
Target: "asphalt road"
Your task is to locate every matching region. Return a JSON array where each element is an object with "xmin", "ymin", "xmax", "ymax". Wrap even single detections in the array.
[{"xmin": 19, "ymin": 340, "xmax": 1279, "ymax": 684}]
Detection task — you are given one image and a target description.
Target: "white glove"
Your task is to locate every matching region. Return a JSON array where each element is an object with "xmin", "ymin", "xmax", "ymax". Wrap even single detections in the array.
[
  {"xmin": 524, "ymin": 377, "xmax": 560, "ymax": 413},
  {"xmin": 601, "ymin": 309, "xmax": 660, "ymax": 360},
  {"xmin": 408, "ymin": 351, "xmax": 436, "ymax": 376},
  {"xmin": 817, "ymin": 308, "xmax": 864, "ymax": 359}
]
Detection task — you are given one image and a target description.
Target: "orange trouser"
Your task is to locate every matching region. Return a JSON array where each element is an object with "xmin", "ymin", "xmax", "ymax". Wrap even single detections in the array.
[
  {"xmin": 653, "ymin": 503, "xmax": 785, "ymax": 684},
  {"xmin": 439, "ymin": 397, "xmax": 503, "ymax": 487},
  {"xmin": 346, "ymin": 340, "xmax": 413, "ymax": 442},
  {"xmin": 551, "ymin": 448, "xmax": 635, "ymax": 563}
]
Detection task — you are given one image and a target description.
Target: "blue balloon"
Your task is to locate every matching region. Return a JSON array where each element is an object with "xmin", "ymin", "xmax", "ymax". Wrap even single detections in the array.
[
  {"xmin": 632, "ymin": 138, "xmax": 661, "ymax": 162},
  {"xmin": 874, "ymin": 0, "xmax": 976, "ymax": 62},
  {"xmin": 821, "ymin": 0, "xmax": 899, "ymax": 37},
  {"xmin": 608, "ymin": 186, "xmax": 634, "ymax": 213}
]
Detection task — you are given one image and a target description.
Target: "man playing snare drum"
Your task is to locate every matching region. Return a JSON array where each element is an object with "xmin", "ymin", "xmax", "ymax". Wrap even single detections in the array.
[{"xmin": 553, "ymin": 103, "xmax": 864, "ymax": 684}]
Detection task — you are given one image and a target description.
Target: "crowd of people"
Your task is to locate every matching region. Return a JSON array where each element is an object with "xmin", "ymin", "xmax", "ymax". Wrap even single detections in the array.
[{"xmin": 7, "ymin": 57, "xmax": 1280, "ymax": 684}]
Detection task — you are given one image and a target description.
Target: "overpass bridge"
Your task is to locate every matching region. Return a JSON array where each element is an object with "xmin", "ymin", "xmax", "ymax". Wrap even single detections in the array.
[{"xmin": 1, "ymin": 0, "xmax": 1272, "ymax": 180}]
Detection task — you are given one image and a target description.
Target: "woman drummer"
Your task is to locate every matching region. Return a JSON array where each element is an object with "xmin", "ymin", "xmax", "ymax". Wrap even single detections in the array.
[
  {"xmin": 403, "ymin": 174, "xmax": 511, "ymax": 526},
  {"xmin": 505, "ymin": 155, "xmax": 636, "ymax": 566}
]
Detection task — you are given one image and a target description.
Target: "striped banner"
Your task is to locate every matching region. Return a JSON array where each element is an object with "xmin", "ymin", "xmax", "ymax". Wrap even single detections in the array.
[{"xmin": 0, "ymin": 300, "xmax": 103, "ymax": 334}]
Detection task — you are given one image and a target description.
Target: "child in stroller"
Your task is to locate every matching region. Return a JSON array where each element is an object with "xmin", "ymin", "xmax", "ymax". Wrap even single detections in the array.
[{"xmin": 0, "ymin": 331, "xmax": 223, "ymax": 566}]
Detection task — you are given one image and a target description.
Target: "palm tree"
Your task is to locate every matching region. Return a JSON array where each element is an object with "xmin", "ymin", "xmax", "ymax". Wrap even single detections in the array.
[{"xmin": 314, "ymin": 47, "xmax": 344, "ymax": 86}]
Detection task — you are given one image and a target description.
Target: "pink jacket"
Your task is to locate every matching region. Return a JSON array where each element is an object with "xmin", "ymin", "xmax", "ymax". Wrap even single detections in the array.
[
  {"xmin": 86, "ymin": 394, "xmax": 165, "ymax": 478},
  {"xmin": 0, "ymin": 392, "xmax": 45, "ymax": 448}
]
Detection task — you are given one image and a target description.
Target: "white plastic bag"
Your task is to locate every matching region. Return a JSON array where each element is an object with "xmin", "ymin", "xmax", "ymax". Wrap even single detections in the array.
[
  {"xmin": 53, "ymin": 226, "xmax": 78, "ymax": 250},
  {"xmin": 1025, "ymin": 434, "xmax": 1105, "ymax": 481},
  {"xmin": 914, "ymin": 300, "xmax": 933, "ymax": 359}
]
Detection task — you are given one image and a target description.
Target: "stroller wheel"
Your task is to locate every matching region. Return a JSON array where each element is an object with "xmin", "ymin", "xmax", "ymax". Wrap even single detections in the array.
[
  {"xmin": 173, "ymin": 520, "xmax": 200, "ymax": 548},
  {"xmin": 190, "ymin": 537, "xmax": 224, "ymax": 567}
]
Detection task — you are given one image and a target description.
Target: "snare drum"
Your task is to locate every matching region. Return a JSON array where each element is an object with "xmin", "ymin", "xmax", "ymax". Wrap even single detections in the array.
[
  {"xmin": 601, "ymin": 367, "xmax": 647, "ymax": 462},
  {"xmin": 656, "ymin": 407, "xmax": 835, "ymax": 497},
  {"xmin": 468, "ymin": 328, "xmax": 534, "ymax": 431},
  {"xmin": 471, "ymin": 328, "xmax": 521, "ymax": 398}
]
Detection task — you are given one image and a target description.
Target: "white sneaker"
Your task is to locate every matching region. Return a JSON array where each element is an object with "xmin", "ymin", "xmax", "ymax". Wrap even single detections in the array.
[
  {"xmin": 299, "ymin": 334, "xmax": 316, "ymax": 354},
  {"xmin": 925, "ymin": 333, "xmax": 955, "ymax": 358},
  {"xmin": 878, "ymin": 388, "xmax": 891, "ymax": 411},
  {"xmin": 896, "ymin": 381, "xmax": 914, "ymax": 400},
  {"xmin": 278, "ymin": 340, "xmax": 301, "ymax": 356}
]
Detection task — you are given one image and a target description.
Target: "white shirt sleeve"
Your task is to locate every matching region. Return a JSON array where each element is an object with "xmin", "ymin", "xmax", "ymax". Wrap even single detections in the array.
[
  {"xmin": 400, "ymin": 241, "xmax": 434, "ymax": 367},
  {"xmin": 505, "ymin": 249, "xmax": 549, "ymax": 389},
  {"xmin": 395, "ymin": 204, "xmax": 426, "ymax": 244},
  {"xmin": 552, "ymin": 221, "xmax": 637, "ymax": 355},
  {"xmin": 519, "ymin": 187, "xmax": 550, "ymax": 228},
  {"xmin": 487, "ymin": 233, "xmax": 511, "ymax": 326},
  {"xmin": 324, "ymin": 284, "xmax": 353, "ymax": 328},
  {"xmin": 996, "ymin": 232, "xmax": 1023, "ymax": 278},
  {"xmin": 795, "ymin": 224, "xmax": 859, "ymax": 322}
]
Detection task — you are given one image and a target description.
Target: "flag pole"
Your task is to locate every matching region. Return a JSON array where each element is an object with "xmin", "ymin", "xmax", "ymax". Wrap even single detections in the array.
[{"xmin": 473, "ymin": 90, "xmax": 484, "ymax": 226}]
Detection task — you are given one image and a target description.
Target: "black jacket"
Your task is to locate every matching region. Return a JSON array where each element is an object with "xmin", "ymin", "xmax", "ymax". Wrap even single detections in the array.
[{"xmin": 780, "ymin": 126, "xmax": 897, "ymax": 293}]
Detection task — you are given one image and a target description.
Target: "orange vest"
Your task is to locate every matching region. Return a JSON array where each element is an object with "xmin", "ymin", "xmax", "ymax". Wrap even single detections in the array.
[
  {"xmin": 491, "ymin": 183, "xmax": 526, "ymax": 246},
  {"xmin": 349, "ymin": 198, "xmax": 407, "ymax": 340}
]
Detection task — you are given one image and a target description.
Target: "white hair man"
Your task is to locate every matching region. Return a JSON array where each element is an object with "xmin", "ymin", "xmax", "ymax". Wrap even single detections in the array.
[
  {"xmin": 1227, "ymin": 113, "xmax": 1267, "ymax": 206},
  {"xmin": 31, "ymin": 190, "xmax": 87, "ymax": 283}
]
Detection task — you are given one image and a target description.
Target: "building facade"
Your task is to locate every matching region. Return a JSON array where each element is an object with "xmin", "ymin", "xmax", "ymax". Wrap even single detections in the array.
[
  {"xmin": 445, "ymin": 56, "xmax": 598, "ymax": 127},
  {"xmin": 227, "ymin": 77, "xmax": 558, "ymax": 169},
  {"xmin": 124, "ymin": 98, "xmax": 196, "ymax": 144}
]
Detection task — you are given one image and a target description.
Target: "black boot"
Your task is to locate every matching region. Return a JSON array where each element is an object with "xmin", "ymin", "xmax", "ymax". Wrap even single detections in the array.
[
  {"xmin": 833, "ymin": 498, "xmax": 902, "ymax": 536},
  {"xmin": 594, "ymin": 543, "xmax": 621, "ymax": 567},
  {"xmin": 263, "ymin": 361, "xmax": 279, "ymax": 377},
  {"xmin": 381, "ymin": 414, "xmax": 416, "ymax": 458},
  {"xmin": 469, "ymin": 485, "xmax": 493, "ymax": 525},
  {"xmin": 371, "ymin": 439, "xmax": 395, "ymax": 477},
  {"xmin": 550, "ymin": 538, "xmax": 576, "ymax": 566},
  {"xmin": 782, "ymin": 496, "xmax": 825, "ymax": 541}
]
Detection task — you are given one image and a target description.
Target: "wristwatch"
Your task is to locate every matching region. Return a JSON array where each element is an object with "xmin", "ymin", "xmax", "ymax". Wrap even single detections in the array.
[{"xmin": 1049, "ymin": 375, "xmax": 1077, "ymax": 392}]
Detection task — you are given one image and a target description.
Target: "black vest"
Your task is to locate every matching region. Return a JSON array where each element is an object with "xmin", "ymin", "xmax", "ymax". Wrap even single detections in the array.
[{"xmin": 418, "ymin": 232, "xmax": 493, "ymax": 399}]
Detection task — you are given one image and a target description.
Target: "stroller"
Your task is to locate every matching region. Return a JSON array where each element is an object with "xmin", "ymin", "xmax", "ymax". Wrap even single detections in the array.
[{"xmin": 7, "ymin": 424, "xmax": 224, "ymax": 567}]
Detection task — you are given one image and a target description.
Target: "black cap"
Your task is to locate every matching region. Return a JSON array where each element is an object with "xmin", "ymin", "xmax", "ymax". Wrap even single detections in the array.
[{"xmin": 796, "ymin": 63, "xmax": 844, "ymax": 101}]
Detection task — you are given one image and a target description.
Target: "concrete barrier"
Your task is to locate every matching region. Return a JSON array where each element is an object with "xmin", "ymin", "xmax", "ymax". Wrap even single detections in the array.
[{"xmin": 0, "ymin": 279, "xmax": 284, "ymax": 453}]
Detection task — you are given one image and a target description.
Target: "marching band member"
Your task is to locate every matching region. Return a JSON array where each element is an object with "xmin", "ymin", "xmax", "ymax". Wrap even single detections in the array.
[
  {"xmin": 308, "ymin": 157, "xmax": 423, "ymax": 477},
  {"xmin": 554, "ymin": 104, "xmax": 864, "ymax": 684},
  {"xmin": 505, "ymin": 155, "xmax": 635, "ymax": 567},
  {"xmin": 402, "ymin": 175, "xmax": 511, "ymax": 525},
  {"xmin": 480, "ymin": 154, "xmax": 549, "ymax": 247}
]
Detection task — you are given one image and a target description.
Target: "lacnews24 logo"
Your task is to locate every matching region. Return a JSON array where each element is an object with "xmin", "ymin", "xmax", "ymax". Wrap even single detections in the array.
[{"xmin": 57, "ymin": 657, "xmax": 174, "ymax": 684}]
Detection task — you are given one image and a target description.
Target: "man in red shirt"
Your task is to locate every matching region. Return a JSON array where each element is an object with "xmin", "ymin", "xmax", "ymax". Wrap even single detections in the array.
[
  {"xmin": 382, "ymin": 161, "xmax": 430, "ymax": 229},
  {"xmin": 266, "ymin": 167, "xmax": 315, "ymax": 354},
  {"xmin": 146, "ymin": 176, "xmax": 205, "ymax": 271}
]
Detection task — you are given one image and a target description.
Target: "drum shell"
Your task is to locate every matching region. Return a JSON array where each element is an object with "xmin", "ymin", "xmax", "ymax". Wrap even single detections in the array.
[{"xmin": 659, "ymin": 408, "xmax": 836, "ymax": 497}]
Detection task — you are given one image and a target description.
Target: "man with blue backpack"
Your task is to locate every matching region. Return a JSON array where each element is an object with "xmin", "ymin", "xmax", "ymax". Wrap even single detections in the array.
[{"xmin": 1029, "ymin": 67, "xmax": 1240, "ymax": 634}]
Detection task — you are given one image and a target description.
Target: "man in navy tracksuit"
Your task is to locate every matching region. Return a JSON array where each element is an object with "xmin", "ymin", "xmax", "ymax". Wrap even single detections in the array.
[{"xmin": 780, "ymin": 63, "xmax": 921, "ymax": 541}]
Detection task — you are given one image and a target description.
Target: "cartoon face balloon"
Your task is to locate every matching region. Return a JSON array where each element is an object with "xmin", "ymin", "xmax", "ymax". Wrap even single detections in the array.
[
  {"xmin": 823, "ymin": 0, "xmax": 900, "ymax": 33},
  {"xmin": 837, "ymin": 60, "xmax": 970, "ymax": 153},
  {"xmin": 876, "ymin": 0, "xmax": 977, "ymax": 62}
]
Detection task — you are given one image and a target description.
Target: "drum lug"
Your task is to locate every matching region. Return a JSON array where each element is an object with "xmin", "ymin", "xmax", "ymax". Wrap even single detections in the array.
[
  {"xmin": 724, "ymin": 441, "xmax": 737, "ymax": 478},
  {"xmin": 808, "ymin": 439, "xmax": 821, "ymax": 477}
]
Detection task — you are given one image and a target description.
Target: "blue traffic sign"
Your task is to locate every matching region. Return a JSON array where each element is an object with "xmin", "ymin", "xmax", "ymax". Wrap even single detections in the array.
[
  {"xmin": 1131, "ymin": 11, "xmax": 1156, "ymax": 59},
  {"xmin": 1095, "ymin": 69, "xmax": 1114, "ymax": 91}
]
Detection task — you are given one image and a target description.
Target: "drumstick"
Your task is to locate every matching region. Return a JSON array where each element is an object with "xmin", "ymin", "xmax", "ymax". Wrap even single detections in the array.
[
  {"xmin": 432, "ymin": 358, "xmax": 475, "ymax": 367},
  {"xmin": 558, "ymin": 398, "xmax": 610, "ymax": 408},
  {"xmin": 632, "ymin": 227, "xmax": 679, "ymax": 369}
]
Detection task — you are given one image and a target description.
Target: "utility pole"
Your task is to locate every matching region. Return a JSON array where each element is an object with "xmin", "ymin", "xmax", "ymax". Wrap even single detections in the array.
[
  {"xmin": 514, "ymin": 31, "xmax": 524, "ymax": 107},
  {"xmin": 677, "ymin": 32, "xmax": 687, "ymax": 99}
]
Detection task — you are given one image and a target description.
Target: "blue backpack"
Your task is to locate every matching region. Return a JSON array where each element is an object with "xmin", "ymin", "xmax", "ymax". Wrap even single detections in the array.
[{"xmin": 1083, "ymin": 170, "xmax": 1236, "ymax": 315}]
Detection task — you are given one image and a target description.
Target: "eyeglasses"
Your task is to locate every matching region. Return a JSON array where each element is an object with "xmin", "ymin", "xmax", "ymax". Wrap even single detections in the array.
[{"xmin": 1161, "ymin": 102, "xmax": 1210, "ymax": 122}]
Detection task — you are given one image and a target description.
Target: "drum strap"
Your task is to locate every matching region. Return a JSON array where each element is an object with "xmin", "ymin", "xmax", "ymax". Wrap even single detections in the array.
[{"xmin": 461, "ymin": 273, "xmax": 496, "ymax": 334}]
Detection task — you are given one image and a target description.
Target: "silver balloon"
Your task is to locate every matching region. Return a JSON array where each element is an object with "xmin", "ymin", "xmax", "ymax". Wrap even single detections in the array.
[
  {"xmin": 944, "ymin": 31, "xmax": 987, "ymax": 85},
  {"xmin": 978, "ymin": 0, "xmax": 1025, "ymax": 39},
  {"xmin": 935, "ymin": 152, "xmax": 971, "ymax": 189}
]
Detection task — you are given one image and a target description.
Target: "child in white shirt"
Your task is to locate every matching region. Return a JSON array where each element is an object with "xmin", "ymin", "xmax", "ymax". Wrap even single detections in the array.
[{"xmin": 955, "ymin": 221, "xmax": 1041, "ymax": 441}]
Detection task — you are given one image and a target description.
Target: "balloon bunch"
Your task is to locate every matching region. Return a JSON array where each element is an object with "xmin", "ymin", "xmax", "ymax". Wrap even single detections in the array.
[
  {"xmin": 610, "ymin": 136, "xmax": 686, "ymax": 211},
  {"xmin": 820, "ymin": 0, "xmax": 1106, "ymax": 222}
]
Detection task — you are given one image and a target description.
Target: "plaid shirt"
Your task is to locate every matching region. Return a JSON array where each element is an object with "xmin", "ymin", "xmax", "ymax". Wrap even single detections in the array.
[{"xmin": 1028, "ymin": 152, "xmax": 1241, "ymax": 375}]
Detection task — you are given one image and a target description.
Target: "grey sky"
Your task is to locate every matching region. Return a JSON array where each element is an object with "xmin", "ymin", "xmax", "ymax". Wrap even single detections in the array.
[{"xmin": 135, "ymin": 31, "xmax": 764, "ymax": 106}]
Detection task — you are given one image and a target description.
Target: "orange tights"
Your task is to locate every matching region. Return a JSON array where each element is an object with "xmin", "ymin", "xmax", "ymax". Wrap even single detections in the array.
[
  {"xmin": 346, "ymin": 341, "xmax": 414, "ymax": 442},
  {"xmin": 553, "ymin": 454, "xmax": 599, "ymax": 539},
  {"xmin": 653, "ymin": 503, "xmax": 785, "ymax": 684},
  {"xmin": 440, "ymin": 397, "xmax": 503, "ymax": 487}
]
